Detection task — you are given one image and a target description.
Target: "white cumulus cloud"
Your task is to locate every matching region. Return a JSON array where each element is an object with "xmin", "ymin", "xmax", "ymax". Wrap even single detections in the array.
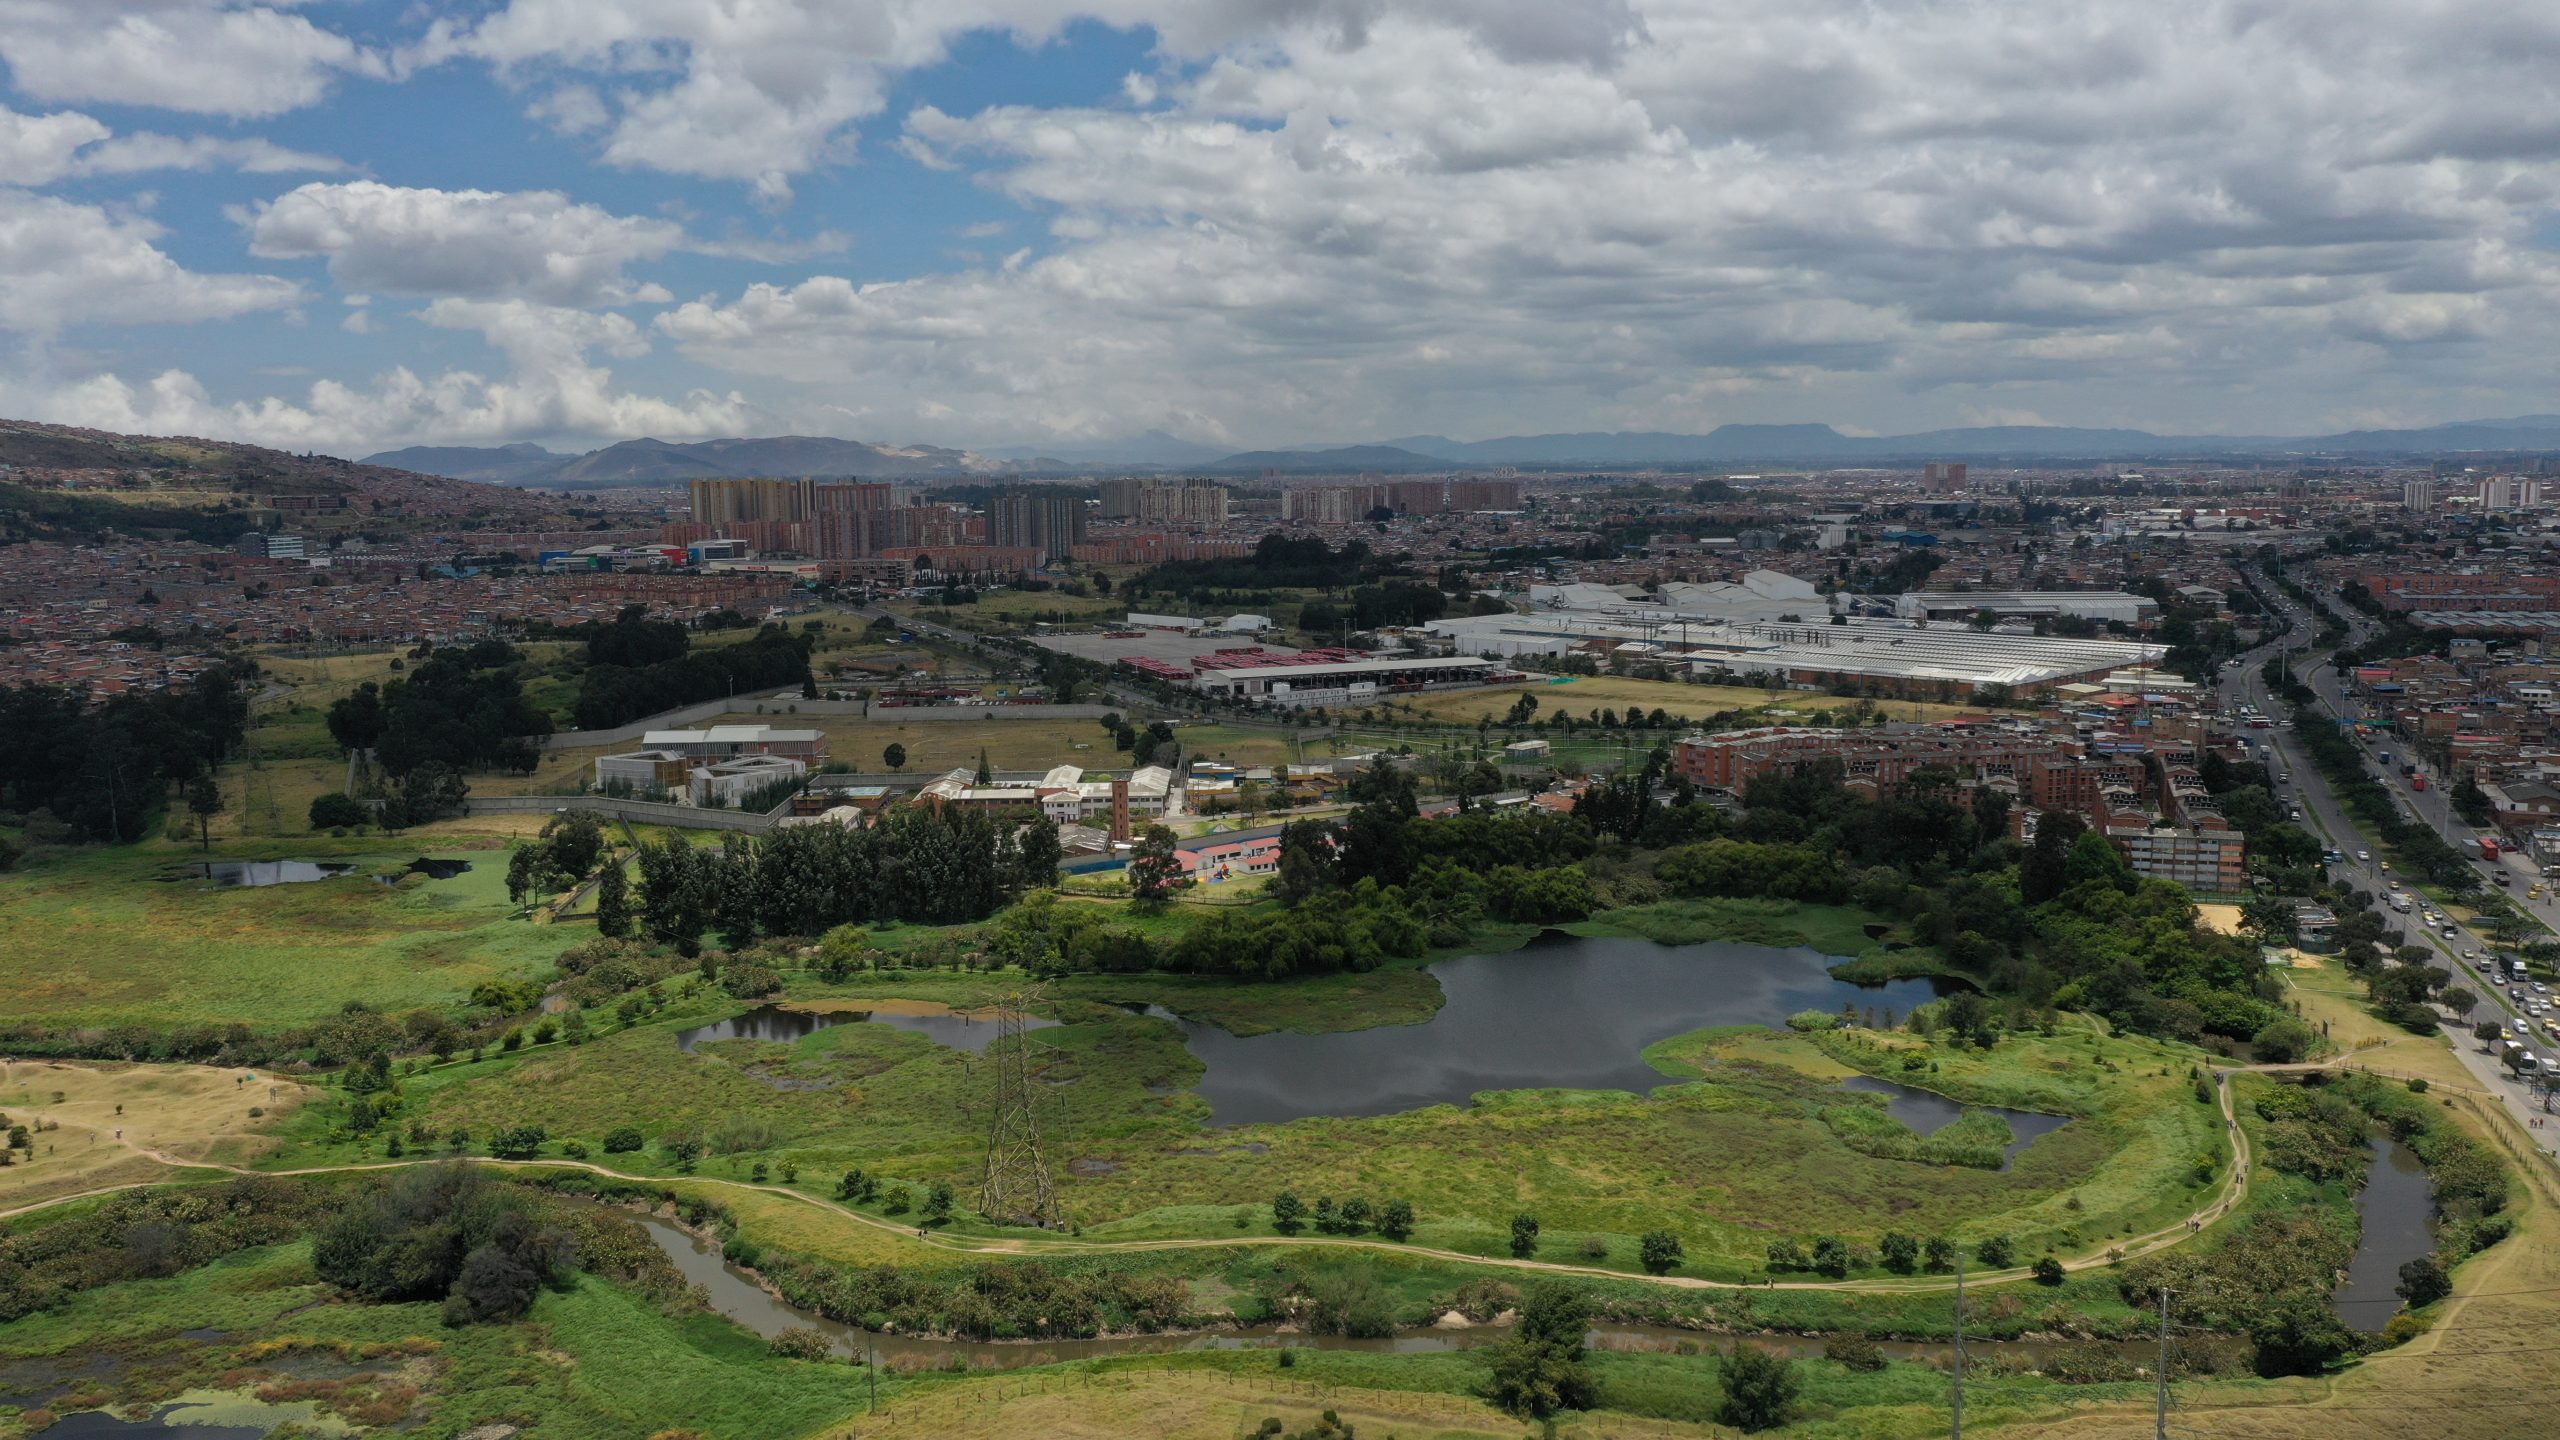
[
  {"xmin": 242, "ymin": 181, "xmax": 686, "ymax": 307},
  {"xmin": 0, "ymin": 0, "xmax": 380, "ymax": 119},
  {"xmin": 0, "ymin": 188, "xmax": 301, "ymax": 334}
]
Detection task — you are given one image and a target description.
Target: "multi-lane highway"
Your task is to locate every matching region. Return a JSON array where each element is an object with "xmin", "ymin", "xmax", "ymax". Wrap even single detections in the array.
[{"xmin": 2228, "ymin": 569, "xmax": 2560, "ymax": 1152}]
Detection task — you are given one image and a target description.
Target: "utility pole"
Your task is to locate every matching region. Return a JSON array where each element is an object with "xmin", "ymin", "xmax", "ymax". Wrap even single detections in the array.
[
  {"xmin": 2154, "ymin": 1287, "xmax": 2173, "ymax": 1439},
  {"xmin": 1951, "ymin": 1253, "xmax": 1965, "ymax": 1440}
]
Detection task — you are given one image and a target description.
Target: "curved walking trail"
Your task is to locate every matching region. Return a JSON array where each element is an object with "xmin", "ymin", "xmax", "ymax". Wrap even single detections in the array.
[{"xmin": 3, "ymin": 1057, "xmax": 2302, "ymax": 1297}]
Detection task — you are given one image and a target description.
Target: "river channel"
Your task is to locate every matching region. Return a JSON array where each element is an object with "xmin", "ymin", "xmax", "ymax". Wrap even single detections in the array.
[{"xmin": 2331, "ymin": 1137, "xmax": 2438, "ymax": 1333}]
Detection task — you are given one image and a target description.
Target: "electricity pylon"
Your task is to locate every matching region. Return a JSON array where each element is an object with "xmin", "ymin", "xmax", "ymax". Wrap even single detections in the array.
[{"xmin": 979, "ymin": 986, "xmax": 1060, "ymax": 1228}]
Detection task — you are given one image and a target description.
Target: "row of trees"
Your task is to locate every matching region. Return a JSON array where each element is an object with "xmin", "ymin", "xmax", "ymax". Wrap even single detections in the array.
[
  {"xmin": 572, "ymin": 616, "xmax": 815, "ymax": 731},
  {"xmin": 632, "ymin": 806, "xmax": 1060, "ymax": 954}
]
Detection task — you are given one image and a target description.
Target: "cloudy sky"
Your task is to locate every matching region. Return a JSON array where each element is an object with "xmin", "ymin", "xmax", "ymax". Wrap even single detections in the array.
[{"xmin": 3, "ymin": 0, "xmax": 2558, "ymax": 456}]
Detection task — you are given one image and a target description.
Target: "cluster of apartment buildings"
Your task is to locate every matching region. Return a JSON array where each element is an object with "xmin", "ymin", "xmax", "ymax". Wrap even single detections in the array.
[
  {"xmin": 1671, "ymin": 706, "xmax": 2248, "ymax": 891},
  {"xmin": 1278, "ymin": 478, "xmax": 1525, "ymax": 524},
  {"xmin": 0, "ymin": 541, "xmax": 796, "ymax": 669}
]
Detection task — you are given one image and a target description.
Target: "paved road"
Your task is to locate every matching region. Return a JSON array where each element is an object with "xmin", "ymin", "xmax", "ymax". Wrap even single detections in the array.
[{"xmin": 2232, "ymin": 569, "xmax": 2560, "ymax": 1157}]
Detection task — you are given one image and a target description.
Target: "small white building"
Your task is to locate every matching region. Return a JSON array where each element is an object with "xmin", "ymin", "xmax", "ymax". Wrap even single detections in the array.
[
  {"xmin": 596, "ymin": 749, "xmax": 690, "ymax": 796},
  {"xmin": 691, "ymin": 753, "xmax": 807, "ymax": 806}
]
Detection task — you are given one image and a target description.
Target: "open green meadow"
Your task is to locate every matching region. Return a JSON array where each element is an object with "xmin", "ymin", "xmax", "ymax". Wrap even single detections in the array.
[{"xmin": 0, "ymin": 837, "xmax": 566, "ymax": 1029}]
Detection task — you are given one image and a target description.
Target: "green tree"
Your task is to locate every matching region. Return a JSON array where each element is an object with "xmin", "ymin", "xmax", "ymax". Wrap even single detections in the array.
[
  {"xmin": 1974, "ymin": 1234, "xmax": 2015, "ymax": 1268},
  {"xmin": 1639, "ymin": 1228, "xmax": 1685, "ymax": 1276},
  {"xmin": 602, "ymin": 1126, "xmax": 643, "ymax": 1154},
  {"xmin": 593, "ymin": 861, "xmax": 631, "ymax": 939},
  {"xmin": 816, "ymin": 922, "xmax": 871, "ymax": 981},
  {"xmin": 2032, "ymin": 1255, "xmax": 2066, "ymax": 1285},
  {"xmin": 487, "ymin": 1125, "xmax": 546, "ymax": 1160},
  {"xmin": 1923, "ymin": 1234, "xmax": 1956, "ymax": 1272},
  {"xmin": 922, "ymin": 1181, "xmax": 955, "ymax": 1228},
  {"xmin": 1483, "ymin": 1280, "xmax": 1597, "ymax": 1418},
  {"xmin": 309, "ymin": 791, "xmax": 367, "ymax": 831},
  {"xmin": 1378, "ymin": 1198, "xmax": 1415, "ymax": 1242},
  {"xmin": 2240, "ymin": 893, "xmax": 2298, "ymax": 944},
  {"xmin": 2252, "ymin": 1018, "xmax": 2316, "ymax": 1063},
  {"xmin": 1716, "ymin": 1343, "xmax": 1800, "ymax": 1432},
  {"xmin": 1510, "ymin": 1212, "xmax": 1541, "ymax": 1258},
  {"xmin": 2248, "ymin": 1292, "xmax": 2356, "ymax": 1376},
  {"xmin": 1879, "ymin": 1231, "xmax": 1919, "ymax": 1273},
  {"xmin": 1810, "ymin": 1234, "xmax": 1850, "ymax": 1278},
  {"xmin": 185, "ymin": 772, "xmax": 224, "ymax": 851},
  {"xmin": 1129, "ymin": 824, "xmax": 1189, "ymax": 905},
  {"xmin": 883, "ymin": 742, "xmax": 907, "ymax": 772},
  {"xmin": 2396, "ymin": 1255, "xmax": 2451, "ymax": 1307},
  {"xmin": 975, "ymin": 747, "xmax": 993, "ymax": 784},
  {"xmin": 1272, "ymin": 1191, "xmax": 1305, "ymax": 1235}
]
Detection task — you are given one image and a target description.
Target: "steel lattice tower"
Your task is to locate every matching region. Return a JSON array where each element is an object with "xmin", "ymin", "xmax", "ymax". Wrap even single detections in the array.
[{"xmin": 979, "ymin": 989, "xmax": 1060, "ymax": 1228}]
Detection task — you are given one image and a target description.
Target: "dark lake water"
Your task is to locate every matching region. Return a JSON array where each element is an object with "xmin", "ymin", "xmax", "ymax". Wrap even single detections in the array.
[
  {"xmin": 1163, "ymin": 931, "xmax": 1949, "ymax": 1125},
  {"xmin": 1833, "ymin": 1074, "xmax": 2071, "ymax": 1166},
  {"xmin": 191, "ymin": 860, "xmax": 352, "ymax": 888},
  {"xmin": 2333, "ymin": 1137, "xmax": 2437, "ymax": 1331},
  {"xmin": 677, "ymin": 1003, "xmax": 1057, "ymax": 1056}
]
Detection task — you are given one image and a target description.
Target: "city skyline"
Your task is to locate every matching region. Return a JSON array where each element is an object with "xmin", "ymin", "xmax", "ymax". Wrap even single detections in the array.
[{"xmin": 4, "ymin": 2, "xmax": 2559, "ymax": 455}]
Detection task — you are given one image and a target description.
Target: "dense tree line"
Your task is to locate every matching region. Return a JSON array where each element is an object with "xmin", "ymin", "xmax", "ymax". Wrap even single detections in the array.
[
  {"xmin": 0, "ymin": 663, "xmax": 251, "ymax": 841},
  {"xmin": 633, "ymin": 807, "xmax": 1060, "ymax": 954},
  {"xmin": 1132, "ymin": 534, "xmax": 1402, "ymax": 595},
  {"xmin": 327, "ymin": 641, "xmax": 548, "ymax": 776},
  {"xmin": 572, "ymin": 615, "xmax": 814, "ymax": 731},
  {"xmin": 2287, "ymin": 709, "xmax": 2480, "ymax": 894}
]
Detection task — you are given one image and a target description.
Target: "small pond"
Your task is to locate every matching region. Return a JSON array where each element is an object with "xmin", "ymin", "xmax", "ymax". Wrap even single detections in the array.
[
  {"xmin": 1833, "ymin": 1075, "xmax": 2071, "ymax": 1166},
  {"xmin": 395, "ymin": 857, "xmax": 472, "ymax": 880},
  {"xmin": 34, "ymin": 1390, "xmax": 327, "ymax": 1440},
  {"xmin": 623, "ymin": 1209, "xmax": 2154, "ymax": 1370},
  {"xmin": 189, "ymin": 860, "xmax": 352, "ymax": 888},
  {"xmin": 677, "ymin": 1002, "xmax": 1057, "ymax": 1056},
  {"xmin": 1162, "ymin": 931, "xmax": 1951, "ymax": 1125},
  {"xmin": 2332, "ymin": 1137, "xmax": 2437, "ymax": 1331}
]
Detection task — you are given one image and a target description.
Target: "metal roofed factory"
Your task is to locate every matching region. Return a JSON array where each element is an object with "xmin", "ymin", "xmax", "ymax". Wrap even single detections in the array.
[{"xmin": 1426, "ymin": 611, "xmax": 2165, "ymax": 698}]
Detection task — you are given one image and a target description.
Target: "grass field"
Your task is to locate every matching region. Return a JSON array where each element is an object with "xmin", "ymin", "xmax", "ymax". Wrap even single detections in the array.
[
  {"xmin": 0, "ymin": 838, "xmax": 569, "ymax": 1029},
  {"xmin": 1391, "ymin": 675, "xmax": 1991, "ymax": 727},
  {"xmin": 477, "ymin": 709, "xmax": 1351, "ymax": 796}
]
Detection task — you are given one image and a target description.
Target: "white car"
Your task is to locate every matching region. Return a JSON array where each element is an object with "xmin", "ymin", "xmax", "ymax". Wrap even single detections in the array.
[{"xmin": 2357, "ymin": 850, "xmax": 2371, "ymax": 861}]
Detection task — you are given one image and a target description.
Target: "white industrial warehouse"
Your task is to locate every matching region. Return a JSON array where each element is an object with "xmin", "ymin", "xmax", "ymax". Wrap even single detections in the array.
[{"xmin": 1426, "ymin": 610, "xmax": 2166, "ymax": 698}]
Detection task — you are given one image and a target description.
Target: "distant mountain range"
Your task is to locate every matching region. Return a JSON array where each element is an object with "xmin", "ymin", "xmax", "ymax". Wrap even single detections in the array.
[
  {"xmin": 365, "ymin": 435, "xmax": 1033, "ymax": 488},
  {"xmin": 368, "ymin": 415, "xmax": 2560, "ymax": 485}
]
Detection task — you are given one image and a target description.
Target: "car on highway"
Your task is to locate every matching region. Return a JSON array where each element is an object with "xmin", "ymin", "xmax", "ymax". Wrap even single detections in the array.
[
  {"xmin": 2357, "ymin": 850, "xmax": 2371, "ymax": 861},
  {"xmin": 2445, "ymin": 924, "xmax": 2462, "ymax": 938}
]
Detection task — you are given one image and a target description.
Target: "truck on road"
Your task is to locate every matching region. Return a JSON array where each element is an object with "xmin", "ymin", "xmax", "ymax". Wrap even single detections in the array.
[{"xmin": 2483, "ymin": 836, "xmax": 2503, "ymax": 861}]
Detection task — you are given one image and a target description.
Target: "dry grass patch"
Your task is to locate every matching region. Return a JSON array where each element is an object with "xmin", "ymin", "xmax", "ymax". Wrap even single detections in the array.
[{"xmin": 0, "ymin": 1060, "xmax": 313, "ymax": 1212}]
